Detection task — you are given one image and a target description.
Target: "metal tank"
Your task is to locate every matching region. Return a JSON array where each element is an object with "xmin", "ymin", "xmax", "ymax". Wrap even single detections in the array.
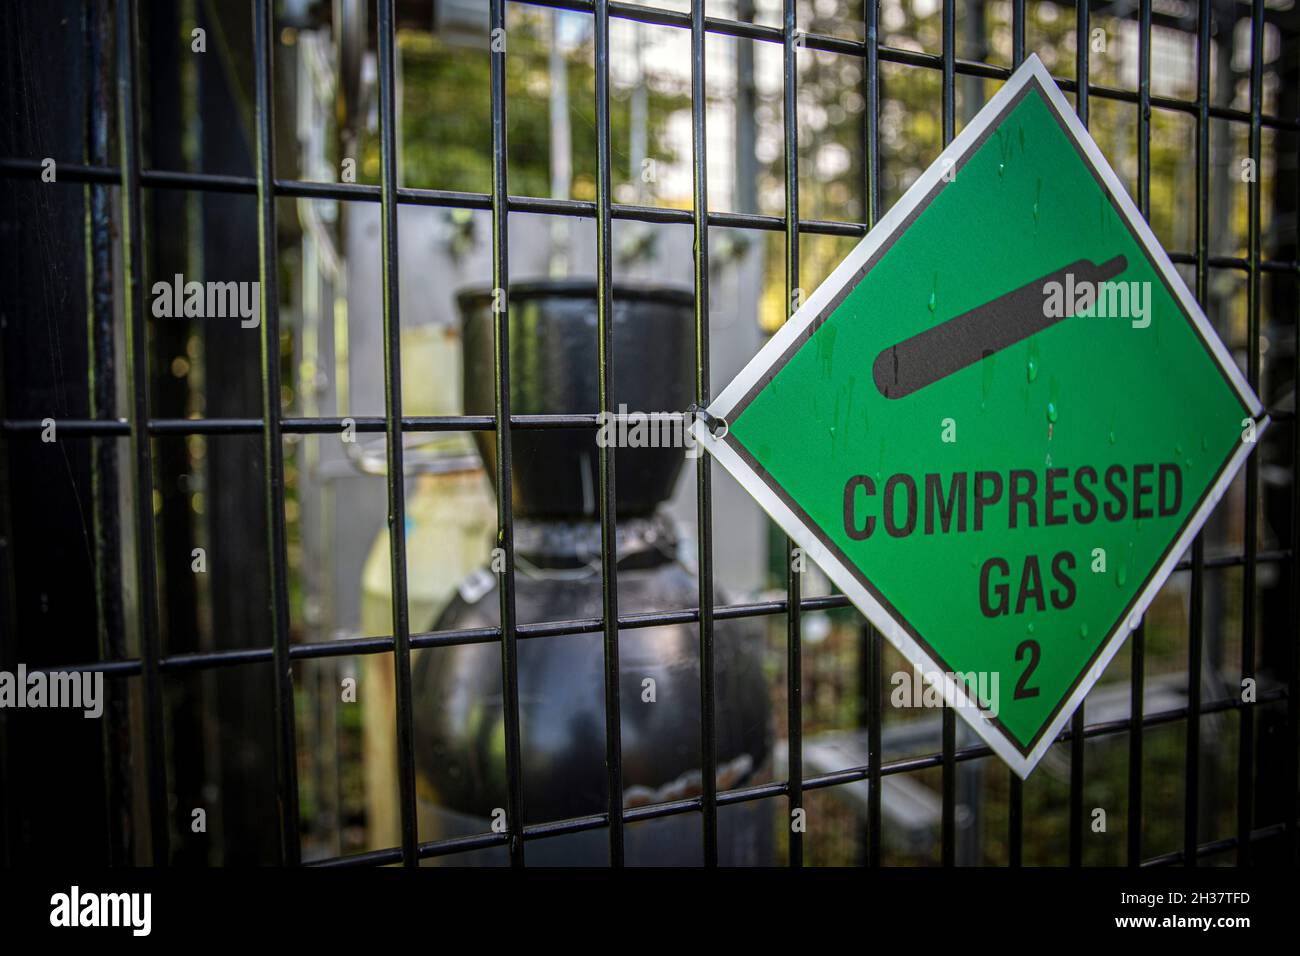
[{"xmin": 412, "ymin": 281, "xmax": 774, "ymax": 865}]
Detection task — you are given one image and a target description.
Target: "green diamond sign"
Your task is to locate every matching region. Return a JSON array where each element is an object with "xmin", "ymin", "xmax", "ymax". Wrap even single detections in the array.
[{"xmin": 694, "ymin": 56, "xmax": 1267, "ymax": 776}]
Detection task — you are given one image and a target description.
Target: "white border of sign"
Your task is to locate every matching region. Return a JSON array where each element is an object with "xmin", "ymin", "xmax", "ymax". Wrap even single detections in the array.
[{"xmin": 692, "ymin": 53, "xmax": 1268, "ymax": 778}]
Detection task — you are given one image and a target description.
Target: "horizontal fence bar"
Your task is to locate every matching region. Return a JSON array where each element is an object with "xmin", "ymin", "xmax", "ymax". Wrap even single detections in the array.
[
  {"xmin": 312, "ymin": 818, "xmax": 1289, "ymax": 868},
  {"xmin": 303, "ymin": 690, "xmax": 1291, "ymax": 867},
  {"xmin": 4, "ymin": 159, "xmax": 1298, "ymax": 273},
  {"xmin": 25, "ymin": 546, "xmax": 1292, "ymax": 677},
  {"xmin": 8, "ymin": 403, "xmax": 1296, "ymax": 437},
  {"xmin": 1140, "ymin": 823, "xmax": 1287, "ymax": 868},
  {"xmin": 4, "ymin": 414, "xmax": 587, "ymax": 435}
]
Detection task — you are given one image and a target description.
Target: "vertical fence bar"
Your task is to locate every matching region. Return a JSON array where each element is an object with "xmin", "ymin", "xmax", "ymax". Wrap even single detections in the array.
[
  {"xmin": 781, "ymin": 0, "xmax": 803, "ymax": 869},
  {"xmin": 1291, "ymin": 199, "xmax": 1300, "ymax": 866},
  {"xmin": 593, "ymin": 0, "xmax": 625, "ymax": 867},
  {"xmin": 863, "ymin": 1, "xmax": 880, "ymax": 229},
  {"xmin": 1238, "ymin": 0, "xmax": 1265, "ymax": 866},
  {"xmin": 1068, "ymin": 709, "xmax": 1084, "ymax": 865},
  {"xmin": 375, "ymin": 0, "xmax": 418, "ymax": 866},
  {"xmin": 1008, "ymin": 0, "xmax": 1026, "ymax": 871},
  {"xmin": 1291, "ymin": 121, "xmax": 1300, "ymax": 865},
  {"xmin": 941, "ymin": 0, "xmax": 954, "ymax": 134},
  {"xmin": 1128, "ymin": 621, "xmax": 1146, "ymax": 866},
  {"xmin": 1012, "ymin": 0, "xmax": 1025, "ymax": 66},
  {"xmin": 1008, "ymin": 776, "xmax": 1023, "ymax": 866},
  {"xmin": 0, "ymin": 404, "xmax": 13, "ymax": 865},
  {"xmin": 0, "ymin": 319, "xmax": 13, "ymax": 864},
  {"xmin": 866, "ymin": 622, "xmax": 882, "ymax": 865},
  {"xmin": 1075, "ymin": 0, "xmax": 1089, "ymax": 125},
  {"xmin": 1127, "ymin": 0, "xmax": 1152, "ymax": 870},
  {"xmin": 1186, "ymin": 0, "xmax": 1212, "ymax": 868},
  {"xmin": 941, "ymin": 709, "xmax": 955, "ymax": 865},
  {"xmin": 862, "ymin": 0, "xmax": 883, "ymax": 869},
  {"xmin": 116, "ymin": 0, "xmax": 170, "ymax": 866},
  {"xmin": 252, "ymin": 0, "xmax": 302, "ymax": 867},
  {"xmin": 1067, "ymin": 0, "xmax": 1091, "ymax": 870},
  {"xmin": 86, "ymin": 0, "xmax": 131, "ymax": 867},
  {"xmin": 490, "ymin": 0, "xmax": 527, "ymax": 870},
  {"xmin": 939, "ymin": 0, "xmax": 956, "ymax": 869},
  {"xmin": 1186, "ymin": 535, "xmax": 1204, "ymax": 865},
  {"xmin": 689, "ymin": 0, "xmax": 719, "ymax": 868}
]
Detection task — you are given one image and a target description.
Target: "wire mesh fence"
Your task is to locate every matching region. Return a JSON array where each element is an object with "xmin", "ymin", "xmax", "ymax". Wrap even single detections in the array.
[{"xmin": 0, "ymin": 0, "xmax": 1296, "ymax": 867}]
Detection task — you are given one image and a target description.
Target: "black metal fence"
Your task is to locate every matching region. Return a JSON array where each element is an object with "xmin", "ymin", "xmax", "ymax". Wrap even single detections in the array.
[{"xmin": 0, "ymin": 0, "xmax": 1297, "ymax": 868}]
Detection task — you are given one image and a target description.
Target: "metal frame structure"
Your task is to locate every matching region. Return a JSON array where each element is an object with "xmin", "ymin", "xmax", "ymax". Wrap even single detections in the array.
[{"xmin": 0, "ymin": 0, "xmax": 1297, "ymax": 868}]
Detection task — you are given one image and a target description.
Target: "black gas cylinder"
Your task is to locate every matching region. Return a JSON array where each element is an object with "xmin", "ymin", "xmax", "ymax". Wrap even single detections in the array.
[
  {"xmin": 411, "ymin": 281, "xmax": 774, "ymax": 865},
  {"xmin": 459, "ymin": 279, "xmax": 696, "ymax": 518}
]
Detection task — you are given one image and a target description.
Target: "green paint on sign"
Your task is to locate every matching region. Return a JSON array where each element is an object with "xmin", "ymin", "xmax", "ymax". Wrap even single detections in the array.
[{"xmin": 695, "ymin": 57, "xmax": 1266, "ymax": 776}]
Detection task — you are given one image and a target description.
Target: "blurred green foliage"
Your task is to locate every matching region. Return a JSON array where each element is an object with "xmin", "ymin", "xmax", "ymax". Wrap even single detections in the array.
[{"xmin": 358, "ymin": 12, "xmax": 689, "ymax": 200}]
